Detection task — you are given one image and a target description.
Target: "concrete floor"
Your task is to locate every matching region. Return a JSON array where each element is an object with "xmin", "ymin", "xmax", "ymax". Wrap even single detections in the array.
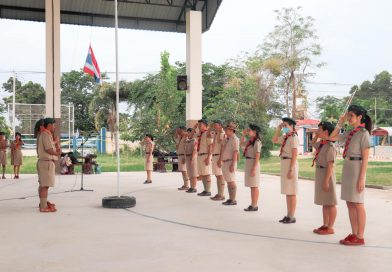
[{"xmin": 0, "ymin": 171, "xmax": 391, "ymax": 272}]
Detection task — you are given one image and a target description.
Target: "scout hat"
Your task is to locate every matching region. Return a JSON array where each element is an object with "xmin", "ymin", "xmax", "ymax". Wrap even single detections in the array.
[
  {"xmin": 212, "ymin": 119, "xmax": 223, "ymax": 125},
  {"xmin": 318, "ymin": 121, "xmax": 335, "ymax": 135},
  {"xmin": 43, "ymin": 118, "xmax": 56, "ymax": 126},
  {"xmin": 198, "ymin": 119, "xmax": 208, "ymax": 125},
  {"xmin": 248, "ymin": 124, "xmax": 261, "ymax": 133},
  {"xmin": 224, "ymin": 121, "xmax": 238, "ymax": 132},
  {"xmin": 282, "ymin": 117, "xmax": 296, "ymax": 126}
]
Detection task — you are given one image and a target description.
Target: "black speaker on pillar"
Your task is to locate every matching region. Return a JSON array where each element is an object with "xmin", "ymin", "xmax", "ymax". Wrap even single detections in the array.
[{"xmin": 177, "ymin": 75, "xmax": 188, "ymax": 90}]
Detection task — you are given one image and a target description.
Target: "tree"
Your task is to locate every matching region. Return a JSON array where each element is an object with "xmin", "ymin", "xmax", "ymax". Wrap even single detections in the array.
[
  {"xmin": 316, "ymin": 96, "xmax": 345, "ymax": 123},
  {"xmin": 261, "ymin": 7, "xmax": 324, "ymax": 119},
  {"xmin": 61, "ymin": 70, "xmax": 97, "ymax": 132},
  {"xmin": 2, "ymin": 77, "xmax": 45, "ymax": 104}
]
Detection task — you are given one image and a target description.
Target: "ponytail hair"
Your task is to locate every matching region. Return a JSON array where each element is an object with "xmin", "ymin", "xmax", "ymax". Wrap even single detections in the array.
[{"xmin": 362, "ymin": 114, "xmax": 372, "ymax": 133}]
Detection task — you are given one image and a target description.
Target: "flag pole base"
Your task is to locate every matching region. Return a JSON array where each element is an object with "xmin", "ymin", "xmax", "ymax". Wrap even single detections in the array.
[{"xmin": 102, "ymin": 196, "xmax": 136, "ymax": 209}]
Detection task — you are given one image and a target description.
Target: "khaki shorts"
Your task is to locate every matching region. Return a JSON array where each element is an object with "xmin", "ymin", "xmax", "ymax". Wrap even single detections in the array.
[
  {"xmin": 38, "ymin": 160, "xmax": 55, "ymax": 187},
  {"xmin": 222, "ymin": 160, "xmax": 237, "ymax": 182}
]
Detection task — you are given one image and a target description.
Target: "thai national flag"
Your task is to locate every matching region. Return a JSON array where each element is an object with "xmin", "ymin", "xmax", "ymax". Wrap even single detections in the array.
[{"xmin": 83, "ymin": 45, "xmax": 101, "ymax": 83}]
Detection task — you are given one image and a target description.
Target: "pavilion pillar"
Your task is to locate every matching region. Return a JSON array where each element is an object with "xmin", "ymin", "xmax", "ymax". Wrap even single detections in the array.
[
  {"xmin": 185, "ymin": 10, "xmax": 202, "ymax": 128},
  {"xmin": 45, "ymin": 0, "xmax": 61, "ymax": 124}
]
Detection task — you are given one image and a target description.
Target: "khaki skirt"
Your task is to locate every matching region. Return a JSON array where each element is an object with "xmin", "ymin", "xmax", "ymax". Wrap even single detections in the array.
[
  {"xmin": 178, "ymin": 155, "xmax": 187, "ymax": 172},
  {"xmin": 211, "ymin": 155, "xmax": 223, "ymax": 176},
  {"xmin": 197, "ymin": 154, "xmax": 211, "ymax": 176},
  {"xmin": 0, "ymin": 151, "xmax": 6, "ymax": 165},
  {"xmin": 244, "ymin": 158, "xmax": 260, "ymax": 187},
  {"xmin": 341, "ymin": 159, "xmax": 364, "ymax": 203},
  {"xmin": 11, "ymin": 150, "xmax": 23, "ymax": 166},
  {"xmin": 38, "ymin": 160, "xmax": 55, "ymax": 187},
  {"xmin": 314, "ymin": 167, "xmax": 337, "ymax": 205},
  {"xmin": 144, "ymin": 154, "xmax": 153, "ymax": 171},
  {"xmin": 280, "ymin": 159, "xmax": 298, "ymax": 195},
  {"xmin": 222, "ymin": 160, "xmax": 237, "ymax": 182},
  {"xmin": 185, "ymin": 155, "xmax": 198, "ymax": 179}
]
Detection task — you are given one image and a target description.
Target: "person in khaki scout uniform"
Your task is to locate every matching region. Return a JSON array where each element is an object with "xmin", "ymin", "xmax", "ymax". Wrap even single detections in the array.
[
  {"xmin": 143, "ymin": 134, "xmax": 155, "ymax": 184},
  {"xmin": 241, "ymin": 124, "xmax": 262, "ymax": 212},
  {"xmin": 311, "ymin": 121, "xmax": 338, "ymax": 235},
  {"xmin": 185, "ymin": 128, "xmax": 199, "ymax": 193},
  {"xmin": 219, "ymin": 122, "xmax": 239, "ymax": 206},
  {"xmin": 325, "ymin": 105, "xmax": 372, "ymax": 246},
  {"xmin": 11, "ymin": 132, "xmax": 24, "ymax": 179},
  {"xmin": 192, "ymin": 119, "xmax": 213, "ymax": 196},
  {"xmin": 175, "ymin": 126, "xmax": 190, "ymax": 190},
  {"xmin": 210, "ymin": 120, "xmax": 226, "ymax": 201},
  {"xmin": 37, "ymin": 118, "xmax": 60, "ymax": 213},
  {"xmin": 273, "ymin": 117, "xmax": 299, "ymax": 224},
  {"xmin": 0, "ymin": 132, "xmax": 8, "ymax": 179}
]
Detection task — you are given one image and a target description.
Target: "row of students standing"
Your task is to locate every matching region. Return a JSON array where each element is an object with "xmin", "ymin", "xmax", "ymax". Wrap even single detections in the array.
[
  {"xmin": 171, "ymin": 119, "xmax": 262, "ymax": 211},
  {"xmin": 142, "ymin": 104, "xmax": 371, "ymax": 246},
  {"xmin": 0, "ymin": 132, "xmax": 24, "ymax": 179}
]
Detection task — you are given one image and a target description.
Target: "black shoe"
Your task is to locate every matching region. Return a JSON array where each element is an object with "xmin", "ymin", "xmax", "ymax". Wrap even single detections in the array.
[
  {"xmin": 279, "ymin": 216, "xmax": 289, "ymax": 223},
  {"xmin": 178, "ymin": 186, "xmax": 189, "ymax": 191},
  {"xmin": 197, "ymin": 191, "xmax": 212, "ymax": 196},
  {"xmin": 244, "ymin": 205, "xmax": 258, "ymax": 212},
  {"xmin": 222, "ymin": 199, "xmax": 237, "ymax": 205},
  {"xmin": 186, "ymin": 188, "xmax": 197, "ymax": 193},
  {"xmin": 282, "ymin": 217, "xmax": 296, "ymax": 224}
]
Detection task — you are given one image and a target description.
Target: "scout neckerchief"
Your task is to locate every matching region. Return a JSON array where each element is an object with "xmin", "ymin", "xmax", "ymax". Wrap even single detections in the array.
[
  {"xmin": 312, "ymin": 140, "xmax": 328, "ymax": 167},
  {"xmin": 14, "ymin": 139, "xmax": 22, "ymax": 150},
  {"xmin": 197, "ymin": 129, "xmax": 207, "ymax": 152},
  {"xmin": 279, "ymin": 131, "xmax": 298, "ymax": 157},
  {"xmin": 342, "ymin": 124, "xmax": 365, "ymax": 159},
  {"xmin": 243, "ymin": 137, "xmax": 256, "ymax": 157}
]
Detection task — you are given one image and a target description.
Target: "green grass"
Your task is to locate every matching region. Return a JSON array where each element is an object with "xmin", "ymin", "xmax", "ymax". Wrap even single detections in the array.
[
  {"xmin": 245, "ymin": 157, "xmax": 392, "ymax": 187},
  {"xmin": 7, "ymin": 154, "xmax": 392, "ymax": 187}
]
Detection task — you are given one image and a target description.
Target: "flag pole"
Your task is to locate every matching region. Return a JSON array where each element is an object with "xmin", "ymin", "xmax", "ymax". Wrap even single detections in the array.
[
  {"xmin": 102, "ymin": 0, "xmax": 136, "ymax": 209},
  {"xmin": 114, "ymin": 0, "xmax": 120, "ymax": 197}
]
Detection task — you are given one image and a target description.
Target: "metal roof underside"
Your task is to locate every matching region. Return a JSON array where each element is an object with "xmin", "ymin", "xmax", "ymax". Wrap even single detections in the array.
[{"xmin": 0, "ymin": 0, "xmax": 222, "ymax": 33}]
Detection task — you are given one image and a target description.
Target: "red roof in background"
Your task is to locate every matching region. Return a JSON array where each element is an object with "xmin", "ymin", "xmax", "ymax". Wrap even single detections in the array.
[{"xmin": 296, "ymin": 119, "xmax": 320, "ymax": 126}]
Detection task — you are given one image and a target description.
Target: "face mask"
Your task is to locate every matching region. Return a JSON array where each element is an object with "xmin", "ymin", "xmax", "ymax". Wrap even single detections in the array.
[{"xmin": 282, "ymin": 127, "xmax": 290, "ymax": 134}]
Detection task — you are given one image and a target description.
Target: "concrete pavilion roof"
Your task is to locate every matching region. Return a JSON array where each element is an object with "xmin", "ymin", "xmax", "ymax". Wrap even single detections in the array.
[{"xmin": 0, "ymin": 0, "xmax": 222, "ymax": 33}]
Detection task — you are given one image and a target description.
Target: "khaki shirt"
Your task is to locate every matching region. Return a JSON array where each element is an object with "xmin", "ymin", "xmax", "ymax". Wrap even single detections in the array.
[
  {"xmin": 212, "ymin": 130, "xmax": 225, "ymax": 155},
  {"xmin": 195, "ymin": 131, "xmax": 213, "ymax": 154},
  {"xmin": 338, "ymin": 129, "xmax": 370, "ymax": 158},
  {"xmin": 178, "ymin": 137, "xmax": 187, "ymax": 155},
  {"xmin": 144, "ymin": 141, "xmax": 154, "ymax": 154},
  {"xmin": 314, "ymin": 141, "xmax": 337, "ymax": 167},
  {"xmin": 37, "ymin": 131, "xmax": 57, "ymax": 161},
  {"xmin": 221, "ymin": 135, "xmax": 239, "ymax": 161},
  {"xmin": 278, "ymin": 134, "xmax": 299, "ymax": 158},
  {"xmin": 185, "ymin": 138, "xmax": 197, "ymax": 155},
  {"xmin": 242, "ymin": 139, "xmax": 262, "ymax": 158},
  {"xmin": 0, "ymin": 139, "xmax": 7, "ymax": 152}
]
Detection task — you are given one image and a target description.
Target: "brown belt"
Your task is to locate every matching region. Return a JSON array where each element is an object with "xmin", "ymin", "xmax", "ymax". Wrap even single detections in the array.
[
  {"xmin": 223, "ymin": 159, "xmax": 232, "ymax": 162},
  {"xmin": 245, "ymin": 156, "xmax": 255, "ymax": 159},
  {"xmin": 316, "ymin": 165, "xmax": 325, "ymax": 169},
  {"xmin": 349, "ymin": 157, "xmax": 362, "ymax": 161},
  {"xmin": 198, "ymin": 153, "xmax": 208, "ymax": 156},
  {"xmin": 39, "ymin": 159, "xmax": 56, "ymax": 162},
  {"xmin": 185, "ymin": 154, "xmax": 193, "ymax": 157},
  {"xmin": 212, "ymin": 154, "xmax": 220, "ymax": 156},
  {"xmin": 281, "ymin": 157, "xmax": 292, "ymax": 160}
]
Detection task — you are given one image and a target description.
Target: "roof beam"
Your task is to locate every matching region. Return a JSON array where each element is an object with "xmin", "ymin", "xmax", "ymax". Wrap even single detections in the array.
[
  {"xmin": 0, "ymin": 4, "xmax": 186, "ymax": 26},
  {"xmin": 103, "ymin": 0, "xmax": 183, "ymax": 8}
]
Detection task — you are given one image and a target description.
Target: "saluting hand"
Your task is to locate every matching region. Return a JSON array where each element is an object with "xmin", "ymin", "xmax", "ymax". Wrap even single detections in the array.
[{"xmin": 242, "ymin": 129, "xmax": 247, "ymax": 137}]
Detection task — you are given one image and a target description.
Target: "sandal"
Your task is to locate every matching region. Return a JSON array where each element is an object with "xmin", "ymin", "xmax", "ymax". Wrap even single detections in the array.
[
  {"xmin": 39, "ymin": 206, "xmax": 57, "ymax": 213},
  {"xmin": 244, "ymin": 205, "xmax": 258, "ymax": 212}
]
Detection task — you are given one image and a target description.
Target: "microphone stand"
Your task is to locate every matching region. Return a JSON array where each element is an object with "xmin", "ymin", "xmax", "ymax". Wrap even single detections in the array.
[{"xmin": 67, "ymin": 134, "xmax": 93, "ymax": 192}]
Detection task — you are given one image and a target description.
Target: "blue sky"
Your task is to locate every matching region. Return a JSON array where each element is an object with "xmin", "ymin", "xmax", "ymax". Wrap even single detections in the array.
[{"xmin": 0, "ymin": 0, "xmax": 391, "ymax": 118}]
